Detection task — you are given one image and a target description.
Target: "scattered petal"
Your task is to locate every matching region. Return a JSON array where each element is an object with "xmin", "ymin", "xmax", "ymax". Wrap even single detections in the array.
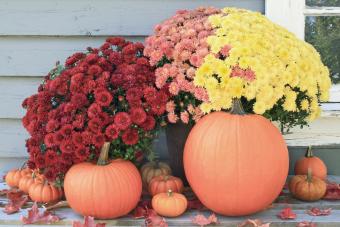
[
  {"xmin": 191, "ymin": 213, "xmax": 219, "ymax": 226},
  {"xmin": 277, "ymin": 207, "xmax": 297, "ymax": 220},
  {"xmin": 133, "ymin": 206, "xmax": 147, "ymax": 219},
  {"xmin": 323, "ymin": 182, "xmax": 340, "ymax": 200},
  {"xmin": 73, "ymin": 216, "xmax": 106, "ymax": 227},
  {"xmin": 238, "ymin": 219, "xmax": 271, "ymax": 227},
  {"xmin": 144, "ymin": 207, "xmax": 168, "ymax": 227},
  {"xmin": 307, "ymin": 207, "xmax": 332, "ymax": 216},
  {"xmin": 296, "ymin": 221, "xmax": 317, "ymax": 227},
  {"xmin": 21, "ymin": 202, "xmax": 60, "ymax": 224}
]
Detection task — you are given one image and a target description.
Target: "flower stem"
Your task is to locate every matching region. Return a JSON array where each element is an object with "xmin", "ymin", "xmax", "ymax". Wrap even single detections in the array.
[
  {"xmin": 97, "ymin": 142, "xmax": 111, "ymax": 166},
  {"xmin": 230, "ymin": 98, "xmax": 246, "ymax": 115}
]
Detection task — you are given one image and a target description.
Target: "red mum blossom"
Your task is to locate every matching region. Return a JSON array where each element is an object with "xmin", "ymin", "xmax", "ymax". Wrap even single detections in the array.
[
  {"xmin": 150, "ymin": 102, "xmax": 166, "ymax": 116},
  {"xmin": 53, "ymin": 131, "xmax": 64, "ymax": 145},
  {"xmin": 94, "ymin": 90, "xmax": 113, "ymax": 107},
  {"xmin": 44, "ymin": 133, "xmax": 55, "ymax": 148},
  {"xmin": 45, "ymin": 150, "xmax": 58, "ymax": 164},
  {"xmin": 46, "ymin": 120, "xmax": 59, "ymax": 133},
  {"xmin": 126, "ymin": 88, "xmax": 143, "ymax": 101},
  {"xmin": 114, "ymin": 112, "xmax": 132, "ymax": 130},
  {"xmin": 72, "ymin": 132, "xmax": 83, "ymax": 146},
  {"xmin": 71, "ymin": 93, "xmax": 88, "ymax": 108},
  {"xmin": 44, "ymin": 168, "xmax": 57, "ymax": 182},
  {"xmin": 60, "ymin": 124, "xmax": 73, "ymax": 137},
  {"xmin": 141, "ymin": 116, "xmax": 156, "ymax": 131},
  {"xmin": 92, "ymin": 134, "xmax": 105, "ymax": 148},
  {"xmin": 87, "ymin": 65, "xmax": 103, "ymax": 76},
  {"xmin": 60, "ymin": 140, "xmax": 76, "ymax": 153},
  {"xmin": 122, "ymin": 129, "xmax": 139, "ymax": 145},
  {"xmin": 105, "ymin": 124, "xmax": 119, "ymax": 140},
  {"xmin": 61, "ymin": 152, "xmax": 73, "ymax": 165},
  {"xmin": 87, "ymin": 103, "xmax": 102, "ymax": 119},
  {"xmin": 130, "ymin": 108, "xmax": 147, "ymax": 125},
  {"xmin": 81, "ymin": 131, "xmax": 93, "ymax": 145},
  {"xmin": 75, "ymin": 146, "xmax": 90, "ymax": 161},
  {"xmin": 88, "ymin": 118, "xmax": 103, "ymax": 133},
  {"xmin": 144, "ymin": 87, "xmax": 157, "ymax": 102},
  {"xmin": 35, "ymin": 155, "xmax": 46, "ymax": 169}
]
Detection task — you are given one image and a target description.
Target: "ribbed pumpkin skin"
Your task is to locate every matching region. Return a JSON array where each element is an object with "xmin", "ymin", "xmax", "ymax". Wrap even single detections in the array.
[
  {"xmin": 289, "ymin": 175, "xmax": 326, "ymax": 201},
  {"xmin": 184, "ymin": 112, "xmax": 289, "ymax": 216},
  {"xmin": 64, "ymin": 159, "xmax": 142, "ymax": 219},
  {"xmin": 5, "ymin": 168, "xmax": 32, "ymax": 188},
  {"xmin": 294, "ymin": 157, "xmax": 327, "ymax": 180},
  {"xmin": 148, "ymin": 175, "xmax": 183, "ymax": 196},
  {"xmin": 19, "ymin": 176, "xmax": 35, "ymax": 193},
  {"xmin": 28, "ymin": 182, "xmax": 63, "ymax": 203},
  {"xmin": 152, "ymin": 192, "xmax": 187, "ymax": 217},
  {"xmin": 141, "ymin": 162, "xmax": 171, "ymax": 186}
]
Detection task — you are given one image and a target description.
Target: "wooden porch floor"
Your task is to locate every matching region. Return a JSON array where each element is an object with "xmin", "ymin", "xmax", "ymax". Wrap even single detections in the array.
[{"xmin": 1, "ymin": 177, "xmax": 340, "ymax": 226}]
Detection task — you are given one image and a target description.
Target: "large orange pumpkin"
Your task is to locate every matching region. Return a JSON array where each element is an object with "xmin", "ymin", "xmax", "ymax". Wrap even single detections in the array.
[
  {"xmin": 64, "ymin": 142, "xmax": 142, "ymax": 219},
  {"xmin": 294, "ymin": 146, "xmax": 327, "ymax": 180},
  {"xmin": 184, "ymin": 100, "xmax": 289, "ymax": 216}
]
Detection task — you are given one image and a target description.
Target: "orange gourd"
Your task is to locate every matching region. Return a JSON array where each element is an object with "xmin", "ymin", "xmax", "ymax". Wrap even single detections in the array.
[
  {"xmin": 289, "ymin": 169, "xmax": 326, "ymax": 201},
  {"xmin": 148, "ymin": 175, "xmax": 183, "ymax": 196},
  {"xmin": 19, "ymin": 171, "xmax": 45, "ymax": 193},
  {"xmin": 28, "ymin": 180, "xmax": 63, "ymax": 203},
  {"xmin": 294, "ymin": 146, "xmax": 327, "ymax": 180},
  {"xmin": 5, "ymin": 167, "xmax": 32, "ymax": 188},
  {"xmin": 183, "ymin": 99, "xmax": 289, "ymax": 216},
  {"xmin": 140, "ymin": 161, "xmax": 171, "ymax": 186},
  {"xmin": 152, "ymin": 189, "xmax": 187, "ymax": 217},
  {"xmin": 64, "ymin": 142, "xmax": 142, "ymax": 219}
]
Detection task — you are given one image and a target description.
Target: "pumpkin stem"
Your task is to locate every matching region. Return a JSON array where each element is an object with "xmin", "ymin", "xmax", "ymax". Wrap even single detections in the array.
[
  {"xmin": 167, "ymin": 189, "xmax": 173, "ymax": 197},
  {"xmin": 164, "ymin": 175, "xmax": 169, "ymax": 181},
  {"xmin": 230, "ymin": 98, "xmax": 246, "ymax": 115},
  {"xmin": 97, "ymin": 142, "xmax": 111, "ymax": 166},
  {"xmin": 305, "ymin": 146, "xmax": 314, "ymax": 158},
  {"xmin": 307, "ymin": 168, "xmax": 313, "ymax": 183}
]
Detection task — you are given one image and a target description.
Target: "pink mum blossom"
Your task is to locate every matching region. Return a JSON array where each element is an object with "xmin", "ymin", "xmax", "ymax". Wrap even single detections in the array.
[
  {"xmin": 167, "ymin": 112, "xmax": 179, "ymax": 123},
  {"xmin": 180, "ymin": 111, "xmax": 190, "ymax": 124}
]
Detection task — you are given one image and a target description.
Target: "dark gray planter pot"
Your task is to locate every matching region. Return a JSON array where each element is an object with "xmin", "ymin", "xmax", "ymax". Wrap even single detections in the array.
[{"xmin": 165, "ymin": 122, "xmax": 193, "ymax": 185}]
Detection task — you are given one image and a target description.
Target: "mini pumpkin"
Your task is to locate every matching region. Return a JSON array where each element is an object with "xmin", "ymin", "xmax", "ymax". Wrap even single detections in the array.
[
  {"xmin": 5, "ymin": 167, "xmax": 32, "ymax": 188},
  {"xmin": 140, "ymin": 161, "xmax": 171, "ymax": 186},
  {"xmin": 289, "ymin": 168, "xmax": 326, "ymax": 201},
  {"xmin": 64, "ymin": 142, "xmax": 142, "ymax": 219},
  {"xmin": 148, "ymin": 175, "xmax": 183, "ymax": 196},
  {"xmin": 29, "ymin": 180, "xmax": 63, "ymax": 203},
  {"xmin": 19, "ymin": 171, "xmax": 45, "ymax": 193},
  {"xmin": 294, "ymin": 146, "xmax": 327, "ymax": 180},
  {"xmin": 152, "ymin": 189, "xmax": 187, "ymax": 217}
]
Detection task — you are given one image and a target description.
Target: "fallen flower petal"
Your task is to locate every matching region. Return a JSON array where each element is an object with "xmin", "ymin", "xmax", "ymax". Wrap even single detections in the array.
[
  {"xmin": 296, "ymin": 221, "xmax": 317, "ymax": 227},
  {"xmin": 277, "ymin": 207, "xmax": 297, "ymax": 220},
  {"xmin": 21, "ymin": 202, "xmax": 60, "ymax": 224},
  {"xmin": 132, "ymin": 206, "xmax": 147, "ymax": 219},
  {"xmin": 238, "ymin": 219, "xmax": 271, "ymax": 227},
  {"xmin": 73, "ymin": 216, "xmax": 106, "ymax": 227},
  {"xmin": 307, "ymin": 207, "xmax": 332, "ymax": 216},
  {"xmin": 144, "ymin": 207, "xmax": 168, "ymax": 227},
  {"xmin": 191, "ymin": 213, "xmax": 219, "ymax": 227},
  {"xmin": 323, "ymin": 182, "xmax": 340, "ymax": 200}
]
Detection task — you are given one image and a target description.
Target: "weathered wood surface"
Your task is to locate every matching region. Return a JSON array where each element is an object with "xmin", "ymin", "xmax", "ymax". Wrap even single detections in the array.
[
  {"xmin": 0, "ymin": 0, "xmax": 264, "ymax": 36},
  {"xmin": 1, "ymin": 177, "xmax": 340, "ymax": 226}
]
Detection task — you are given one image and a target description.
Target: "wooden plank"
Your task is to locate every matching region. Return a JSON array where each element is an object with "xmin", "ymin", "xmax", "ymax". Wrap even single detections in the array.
[
  {"xmin": 0, "ymin": 36, "xmax": 144, "ymax": 77},
  {"xmin": 0, "ymin": 77, "xmax": 42, "ymax": 118},
  {"xmin": 0, "ymin": 0, "xmax": 264, "ymax": 36},
  {"xmin": 0, "ymin": 119, "xmax": 28, "ymax": 158},
  {"xmin": 305, "ymin": 6, "xmax": 340, "ymax": 16}
]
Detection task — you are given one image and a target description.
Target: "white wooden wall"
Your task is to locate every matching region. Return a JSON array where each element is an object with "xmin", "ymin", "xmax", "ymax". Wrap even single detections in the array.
[{"xmin": 0, "ymin": 0, "xmax": 265, "ymax": 170}]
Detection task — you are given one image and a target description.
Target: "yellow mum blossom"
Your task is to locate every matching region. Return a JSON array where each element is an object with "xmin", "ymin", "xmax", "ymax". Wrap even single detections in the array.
[{"xmin": 300, "ymin": 99, "xmax": 309, "ymax": 111}]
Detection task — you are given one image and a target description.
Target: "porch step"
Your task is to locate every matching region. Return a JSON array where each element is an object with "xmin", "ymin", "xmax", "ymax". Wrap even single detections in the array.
[{"xmin": 1, "ymin": 177, "xmax": 340, "ymax": 226}]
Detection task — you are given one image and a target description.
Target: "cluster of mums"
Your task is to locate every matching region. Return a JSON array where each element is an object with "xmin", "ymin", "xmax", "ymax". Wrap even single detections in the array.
[{"xmin": 6, "ymin": 6, "xmax": 332, "ymax": 219}]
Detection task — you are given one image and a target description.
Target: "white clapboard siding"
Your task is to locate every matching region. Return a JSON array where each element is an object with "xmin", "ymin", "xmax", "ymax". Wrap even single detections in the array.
[
  {"xmin": 0, "ymin": 0, "xmax": 264, "ymax": 36},
  {"xmin": 0, "ymin": 36, "xmax": 144, "ymax": 77},
  {"xmin": 0, "ymin": 119, "xmax": 28, "ymax": 157}
]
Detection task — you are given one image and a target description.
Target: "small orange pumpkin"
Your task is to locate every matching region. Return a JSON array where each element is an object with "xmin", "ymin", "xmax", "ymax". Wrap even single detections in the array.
[
  {"xmin": 152, "ymin": 189, "xmax": 187, "ymax": 217},
  {"xmin": 294, "ymin": 146, "xmax": 327, "ymax": 180},
  {"xmin": 148, "ymin": 175, "xmax": 183, "ymax": 196},
  {"xmin": 64, "ymin": 142, "xmax": 142, "ymax": 219},
  {"xmin": 289, "ymin": 168, "xmax": 326, "ymax": 201},
  {"xmin": 5, "ymin": 167, "xmax": 32, "ymax": 188},
  {"xmin": 28, "ymin": 180, "xmax": 63, "ymax": 203},
  {"xmin": 18, "ymin": 171, "xmax": 45, "ymax": 193},
  {"xmin": 140, "ymin": 161, "xmax": 171, "ymax": 186}
]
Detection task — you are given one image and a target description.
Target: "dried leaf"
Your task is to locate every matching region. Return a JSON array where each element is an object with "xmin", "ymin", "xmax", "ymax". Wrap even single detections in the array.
[
  {"xmin": 238, "ymin": 219, "xmax": 271, "ymax": 227},
  {"xmin": 296, "ymin": 221, "xmax": 317, "ymax": 227},
  {"xmin": 307, "ymin": 207, "xmax": 331, "ymax": 216},
  {"xmin": 3, "ymin": 190, "xmax": 28, "ymax": 214},
  {"xmin": 21, "ymin": 202, "xmax": 60, "ymax": 224},
  {"xmin": 277, "ymin": 207, "xmax": 297, "ymax": 220},
  {"xmin": 144, "ymin": 208, "xmax": 168, "ymax": 227},
  {"xmin": 73, "ymin": 216, "xmax": 106, "ymax": 227},
  {"xmin": 323, "ymin": 182, "xmax": 340, "ymax": 200},
  {"xmin": 191, "ymin": 213, "xmax": 219, "ymax": 227}
]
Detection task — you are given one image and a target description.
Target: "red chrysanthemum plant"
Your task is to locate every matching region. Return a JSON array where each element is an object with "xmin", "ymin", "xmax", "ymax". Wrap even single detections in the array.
[{"xmin": 22, "ymin": 37, "xmax": 169, "ymax": 185}]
